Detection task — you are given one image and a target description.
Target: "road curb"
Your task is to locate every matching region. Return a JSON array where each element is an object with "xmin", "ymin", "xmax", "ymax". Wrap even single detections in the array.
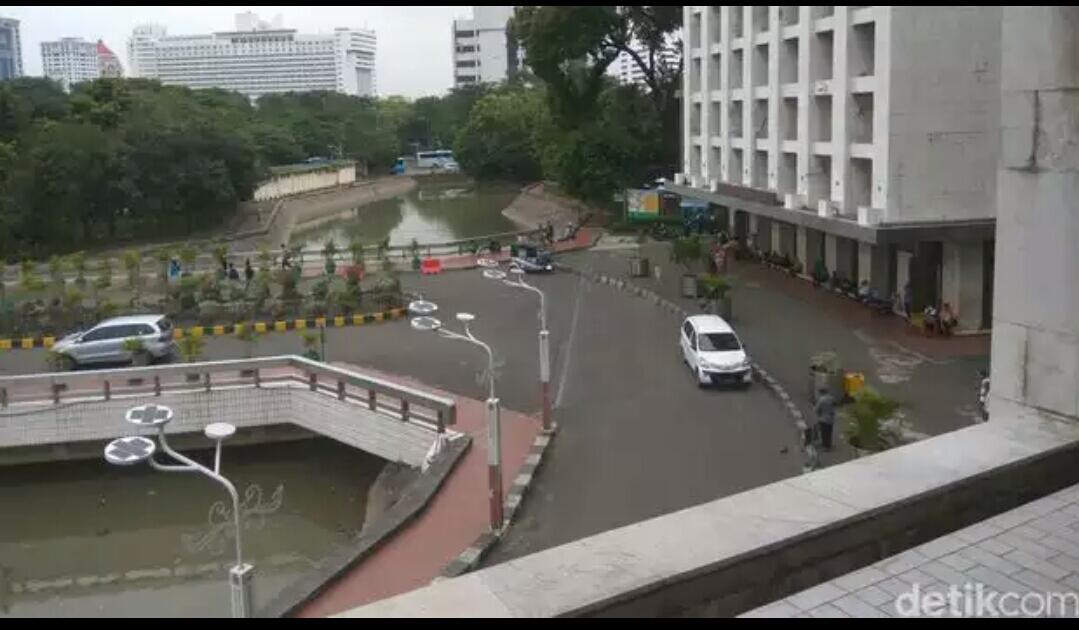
[
  {"xmin": 556, "ymin": 262, "xmax": 813, "ymax": 469},
  {"xmin": 0, "ymin": 307, "xmax": 409, "ymax": 352},
  {"xmin": 439, "ymin": 427, "xmax": 557, "ymax": 579}
]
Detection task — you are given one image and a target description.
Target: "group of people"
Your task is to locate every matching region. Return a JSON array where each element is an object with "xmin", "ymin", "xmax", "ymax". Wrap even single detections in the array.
[
  {"xmin": 217, "ymin": 255, "xmax": 255, "ymax": 288},
  {"xmin": 922, "ymin": 302, "xmax": 959, "ymax": 336}
]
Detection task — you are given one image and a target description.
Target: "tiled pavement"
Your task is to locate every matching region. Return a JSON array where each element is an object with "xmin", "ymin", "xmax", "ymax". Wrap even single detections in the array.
[{"xmin": 742, "ymin": 483, "xmax": 1079, "ymax": 618}]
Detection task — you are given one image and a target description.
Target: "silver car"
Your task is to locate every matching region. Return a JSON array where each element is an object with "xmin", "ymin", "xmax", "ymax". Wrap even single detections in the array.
[{"xmin": 51, "ymin": 315, "xmax": 177, "ymax": 368}]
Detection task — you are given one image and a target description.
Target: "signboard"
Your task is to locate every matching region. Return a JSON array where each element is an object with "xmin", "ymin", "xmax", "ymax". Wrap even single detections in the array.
[{"xmin": 626, "ymin": 189, "xmax": 661, "ymax": 220}]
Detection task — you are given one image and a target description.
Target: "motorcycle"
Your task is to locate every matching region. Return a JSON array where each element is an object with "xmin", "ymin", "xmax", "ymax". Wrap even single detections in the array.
[{"xmin": 976, "ymin": 369, "xmax": 990, "ymax": 421}]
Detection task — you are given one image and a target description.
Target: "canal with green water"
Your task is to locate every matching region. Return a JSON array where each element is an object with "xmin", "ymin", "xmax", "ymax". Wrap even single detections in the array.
[
  {"xmin": 0, "ymin": 438, "xmax": 385, "ymax": 617},
  {"xmin": 290, "ymin": 181, "xmax": 521, "ymax": 250}
]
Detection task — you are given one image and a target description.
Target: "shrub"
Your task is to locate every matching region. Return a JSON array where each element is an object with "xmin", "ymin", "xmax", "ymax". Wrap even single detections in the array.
[
  {"xmin": 177, "ymin": 334, "xmax": 205, "ymax": 363},
  {"xmin": 842, "ymin": 387, "xmax": 901, "ymax": 452}
]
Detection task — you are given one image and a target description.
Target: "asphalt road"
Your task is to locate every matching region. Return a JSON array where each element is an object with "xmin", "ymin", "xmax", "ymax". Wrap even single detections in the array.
[{"xmin": 0, "ymin": 263, "xmax": 802, "ymax": 567}]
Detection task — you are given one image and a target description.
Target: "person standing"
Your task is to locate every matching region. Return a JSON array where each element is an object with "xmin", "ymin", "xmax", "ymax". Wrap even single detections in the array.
[
  {"xmin": 902, "ymin": 282, "xmax": 913, "ymax": 319},
  {"xmin": 244, "ymin": 258, "xmax": 255, "ymax": 290},
  {"xmin": 814, "ymin": 388, "xmax": 837, "ymax": 450}
]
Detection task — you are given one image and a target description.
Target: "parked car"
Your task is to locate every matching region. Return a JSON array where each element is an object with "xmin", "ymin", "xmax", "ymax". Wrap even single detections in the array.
[
  {"xmin": 679, "ymin": 314, "xmax": 752, "ymax": 388},
  {"xmin": 509, "ymin": 241, "xmax": 554, "ymax": 272},
  {"xmin": 51, "ymin": 315, "xmax": 177, "ymax": 370}
]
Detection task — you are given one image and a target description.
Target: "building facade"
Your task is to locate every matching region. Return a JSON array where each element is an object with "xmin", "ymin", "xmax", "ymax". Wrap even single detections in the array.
[
  {"xmin": 613, "ymin": 44, "xmax": 681, "ymax": 88},
  {"xmin": 452, "ymin": 6, "xmax": 516, "ymax": 87},
  {"xmin": 127, "ymin": 13, "xmax": 377, "ymax": 100},
  {"xmin": 0, "ymin": 17, "xmax": 24, "ymax": 81},
  {"xmin": 41, "ymin": 38, "xmax": 100, "ymax": 91},
  {"xmin": 674, "ymin": 6, "xmax": 1001, "ymax": 331}
]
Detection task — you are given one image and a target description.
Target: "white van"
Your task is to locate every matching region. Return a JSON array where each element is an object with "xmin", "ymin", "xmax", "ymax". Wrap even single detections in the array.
[{"xmin": 679, "ymin": 314, "xmax": 753, "ymax": 387}]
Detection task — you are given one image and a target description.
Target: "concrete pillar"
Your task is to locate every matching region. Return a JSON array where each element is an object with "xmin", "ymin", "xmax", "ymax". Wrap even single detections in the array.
[
  {"xmin": 748, "ymin": 214, "xmax": 760, "ymax": 245},
  {"xmin": 896, "ymin": 250, "xmax": 912, "ymax": 302},
  {"xmin": 940, "ymin": 242, "xmax": 985, "ymax": 331},
  {"xmin": 770, "ymin": 222, "xmax": 781, "ymax": 254},
  {"xmin": 795, "ymin": 226, "xmax": 808, "ymax": 270},
  {"xmin": 990, "ymin": 7, "xmax": 1079, "ymax": 423},
  {"xmin": 870, "ymin": 243, "xmax": 891, "ymax": 296},
  {"xmin": 857, "ymin": 242, "xmax": 873, "ymax": 285},
  {"xmin": 824, "ymin": 234, "xmax": 838, "ymax": 272}
]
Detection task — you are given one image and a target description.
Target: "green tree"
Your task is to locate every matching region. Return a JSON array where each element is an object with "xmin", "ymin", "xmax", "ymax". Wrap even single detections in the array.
[{"xmin": 454, "ymin": 88, "xmax": 548, "ymax": 181}]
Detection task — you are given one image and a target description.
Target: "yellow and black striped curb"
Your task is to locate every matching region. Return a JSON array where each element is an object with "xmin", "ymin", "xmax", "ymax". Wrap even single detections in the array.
[{"xmin": 0, "ymin": 308, "xmax": 408, "ymax": 351}]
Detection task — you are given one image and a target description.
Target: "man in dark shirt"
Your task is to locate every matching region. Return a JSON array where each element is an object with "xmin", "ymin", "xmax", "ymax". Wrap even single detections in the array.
[{"xmin": 814, "ymin": 389, "xmax": 837, "ymax": 450}]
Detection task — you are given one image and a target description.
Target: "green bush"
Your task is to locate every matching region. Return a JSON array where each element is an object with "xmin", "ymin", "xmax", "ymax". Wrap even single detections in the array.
[{"xmin": 842, "ymin": 387, "xmax": 901, "ymax": 452}]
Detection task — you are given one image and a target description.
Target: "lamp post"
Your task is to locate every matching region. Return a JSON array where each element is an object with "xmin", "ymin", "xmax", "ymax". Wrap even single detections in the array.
[
  {"xmin": 104, "ymin": 404, "xmax": 253, "ymax": 618},
  {"xmin": 477, "ymin": 258, "xmax": 553, "ymax": 432},
  {"xmin": 409, "ymin": 300, "xmax": 504, "ymax": 531}
]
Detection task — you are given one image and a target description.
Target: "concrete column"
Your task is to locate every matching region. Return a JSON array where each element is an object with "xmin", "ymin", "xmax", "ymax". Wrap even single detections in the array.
[
  {"xmin": 824, "ymin": 234, "xmax": 837, "ymax": 271},
  {"xmin": 770, "ymin": 221, "xmax": 781, "ymax": 254},
  {"xmin": 870, "ymin": 243, "xmax": 890, "ymax": 296},
  {"xmin": 896, "ymin": 250, "xmax": 912, "ymax": 301},
  {"xmin": 795, "ymin": 226, "xmax": 808, "ymax": 270},
  {"xmin": 767, "ymin": 7, "xmax": 781, "ymax": 190},
  {"xmin": 748, "ymin": 214, "xmax": 759, "ymax": 243},
  {"xmin": 831, "ymin": 6, "xmax": 851, "ymax": 212},
  {"xmin": 718, "ymin": 6, "xmax": 733, "ymax": 182},
  {"xmin": 796, "ymin": 7, "xmax": 812, "ymax": 197},
  {"xmin": 989, "ymin": 7, "xmax": 1079, "ymax": 423},
  {"xmin": 682, "ymin": 8, "xmax": 694, "ymax": 177},
  {"xmin": 700, "ymin": 6, "xmax": 713, "ymax": 182},
  {"xmin": 857, "ymin": 242, "xmax": 873, "ymax": 285}
]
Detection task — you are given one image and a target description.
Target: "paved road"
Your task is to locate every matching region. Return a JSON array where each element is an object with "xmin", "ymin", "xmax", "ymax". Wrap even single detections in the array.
[{"xmin": 0, "ymin": 263, "xmax": 802, "ymax": 567}]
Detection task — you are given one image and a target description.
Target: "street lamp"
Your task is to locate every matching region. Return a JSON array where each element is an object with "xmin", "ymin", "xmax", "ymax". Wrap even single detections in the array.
[
  {"xmin": 104, "ymin": 404, "xmax": 254, "ymax": 618},
  {"xmin": 477, "ymin": 258, "xmax": 553, "ymax": 432},
  {"xmin": 409, "ymin": 301, "xmax": 504, "ymax": 531}
]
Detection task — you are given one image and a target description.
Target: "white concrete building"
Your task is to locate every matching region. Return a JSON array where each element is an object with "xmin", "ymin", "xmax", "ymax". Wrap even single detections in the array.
[
  {"xmin": 613, "ymin": 44, "xmax": 681, "ymax": 88},
  {"xmin": 41, "ymin": 38, "xmax": 101, "ymax": 91},
  {"xmin": 674, "ymin": 6, "xmax": 1001, "ymax": 331},
  {"xmin": 452, "ymin": 6, "xmax": 517, "ymax": 87},
  {"xmin": 0, "ymin": 17, "xmax": 22, "ymax": 81},
  {"xmin": 126, "ymin": 13, "xmax": 377, "ymax": 100}
]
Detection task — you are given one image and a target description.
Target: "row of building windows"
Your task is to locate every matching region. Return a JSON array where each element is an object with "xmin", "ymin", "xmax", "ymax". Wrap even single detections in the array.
[
  {"xmin": 686, "ymin": 26, "xmax": 876, "ymax": 94},
  {"xmin": 689, "ymin": 90, "xmax": 876, "ymax": 144},
  {"xmin": 688, "ymin": 6, "xmax": 861, "ymax": 48}
]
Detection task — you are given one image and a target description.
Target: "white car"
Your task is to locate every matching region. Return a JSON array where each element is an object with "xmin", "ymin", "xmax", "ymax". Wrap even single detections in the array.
[
  {"xmin": 679, "ymin": 314, "xmax": 753, "ymax": 388},
  {"xmin": 51, "ymin": 314, "xmax": 177, "ymax": 369}
]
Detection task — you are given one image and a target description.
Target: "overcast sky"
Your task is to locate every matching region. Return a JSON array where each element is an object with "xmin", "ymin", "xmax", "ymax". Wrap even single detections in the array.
[{"xmin": 2, "ymin": 5, "xmax": 472, "ymax": 98}]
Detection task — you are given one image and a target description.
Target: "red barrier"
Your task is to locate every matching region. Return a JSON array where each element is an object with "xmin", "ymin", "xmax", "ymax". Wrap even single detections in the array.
[{"xmin": 421, "ymin": 258, "xmax": 442, "ymax": 275}]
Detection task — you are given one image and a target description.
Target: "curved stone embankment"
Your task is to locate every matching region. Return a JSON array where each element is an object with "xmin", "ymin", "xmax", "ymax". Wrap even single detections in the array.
[
  {"xmin": 501, "ymin": 182, "xmax": 594, "ymax": 232},
  {"xmin": 266, "ymin": 176, "xmax": 418, "ymax": 246}
]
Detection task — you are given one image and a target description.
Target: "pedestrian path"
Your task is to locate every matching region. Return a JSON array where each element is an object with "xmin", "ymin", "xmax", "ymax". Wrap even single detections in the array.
[{"xmin": 742, "ymin": 483, "xmax": 1079, "ymax": 617}]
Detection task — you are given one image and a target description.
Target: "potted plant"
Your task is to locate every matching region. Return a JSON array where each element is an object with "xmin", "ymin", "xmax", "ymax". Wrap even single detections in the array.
[
  {"xmin": 122, "ymin": 337, "xmax": 152, "ymax": 366},
  {"xmin": 809, "ymin": 351, "xmax": 843, "ymax": 401},
  {"xmin": 698, "ymin": 273, "xmax": 733, "ymax": 320},
  {"xmin": 178, "ymin": 335, "xmax": 205, "ymax": 382},
  {"xmin": 45, "ymin": 349, "xmax": 75, "ymax": 372},
  {"xmin": 671, "ymin": 235, "xmax": 705, "ymax": 298},
  {"xmin": 300, "ymin": 330, "xmax": 321, "ymax": 361},
  {"xmin": 842, "ymin": 387, "xmax": 901, "ymax": 456}
]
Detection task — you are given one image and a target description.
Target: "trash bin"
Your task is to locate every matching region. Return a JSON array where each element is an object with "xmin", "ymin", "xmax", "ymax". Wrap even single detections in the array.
[
  {"xmin": 681, "ymin": 274, "xmax": 698, "ymax": 298},
  {"xmin": 843, "ymin": 372, "xmax": 866, "ymax": 398},
  {"xmin": 629, "ymin": 256, "xmax": 651, "ymax": 278}
]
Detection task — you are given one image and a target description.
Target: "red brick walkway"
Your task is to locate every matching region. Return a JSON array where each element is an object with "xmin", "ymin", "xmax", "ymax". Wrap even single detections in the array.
[{"xmin": 297, "ymin": 364, "xmax": 541, "ymax": 617}]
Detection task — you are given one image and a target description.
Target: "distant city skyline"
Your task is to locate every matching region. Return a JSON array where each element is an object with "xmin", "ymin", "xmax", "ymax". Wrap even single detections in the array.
[{"xmin": 1, "ymin": 6, "xmax": 471, "ymax": 97}]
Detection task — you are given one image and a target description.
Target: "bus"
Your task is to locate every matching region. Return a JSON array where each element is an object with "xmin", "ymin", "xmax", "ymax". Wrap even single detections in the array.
[{"xmin": 416, "ymin": 149, "xmax": 455, "ymax": 169}]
